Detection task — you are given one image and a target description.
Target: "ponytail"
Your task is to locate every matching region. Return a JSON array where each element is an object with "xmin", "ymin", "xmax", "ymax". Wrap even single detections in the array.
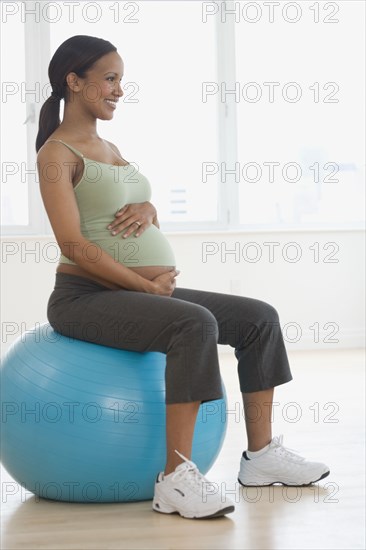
[{"xmin": 35, "ymin": 95, "xmax": 61, "ymax": 153}]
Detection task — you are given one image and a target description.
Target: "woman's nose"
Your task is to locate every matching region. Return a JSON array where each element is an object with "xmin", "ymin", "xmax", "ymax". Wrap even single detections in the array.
[{"xmin": 117, "ymin": 82, "xmax": 123, "ymax": 97}]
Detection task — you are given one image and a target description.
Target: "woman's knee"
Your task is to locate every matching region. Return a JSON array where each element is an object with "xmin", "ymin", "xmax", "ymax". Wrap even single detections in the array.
[
  {"xmin": 173, "ymin": 304, "xmax": 219, "ymax": 344},
  {"xmin": 230, "ymin": 298, "xmax": 281, "ymax": 347},
  {"xmin": 240, "ymin": 297, "xmax": 281, "ymax": 325},
  {"xmin": 197, "ymin": 306, "xmax": 219, "ymax": 344},
  {"xmin": 259, "ymin": 301, "xmax": 280, "ymax": 323}
]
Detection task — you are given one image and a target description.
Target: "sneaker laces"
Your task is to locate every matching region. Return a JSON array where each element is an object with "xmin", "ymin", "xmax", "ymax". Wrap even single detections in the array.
[
  {"xmin": 171, "ymin": 450, "xmax": 210, "ymax": 491},
  {"xmin": 270, "ymin": 435, "xmax": 305, "ymax": 463}
]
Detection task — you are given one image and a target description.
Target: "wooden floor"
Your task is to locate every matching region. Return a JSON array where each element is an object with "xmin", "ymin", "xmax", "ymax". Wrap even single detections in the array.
[{"xmin": 1, "ymin": 348, "xmax": 365, "ymax": 550}]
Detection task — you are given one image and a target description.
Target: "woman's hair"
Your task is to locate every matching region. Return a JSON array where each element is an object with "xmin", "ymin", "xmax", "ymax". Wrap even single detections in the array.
[{"xmin": 35, "ymin": 35, "xmax": 117, "ymax": 152}]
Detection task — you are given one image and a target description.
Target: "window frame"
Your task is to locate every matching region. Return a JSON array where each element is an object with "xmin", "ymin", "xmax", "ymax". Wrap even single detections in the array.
[
  {"xmin": 1, "ymin": 17, "xmax": 52, "ymax": 236},
  {"xmin": 1, "ymin": 5, "xmax": 364, "ymax": 237}
]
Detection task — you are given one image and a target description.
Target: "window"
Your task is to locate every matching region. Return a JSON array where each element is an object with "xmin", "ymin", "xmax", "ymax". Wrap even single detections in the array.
[
  {"xmin": 1, "ymin": 17, "xmax": 28, "ymax": 226},
  {"xmin": 50, "ymin": 1, "xmax": 220, "ymax": 228},
  {"xmin": 235, "ymin": 0, "xmax": 365, "ymax": 228},
  {"xmin": 1, "ymin": 0, "xmax": 365, "ymax": 235}
]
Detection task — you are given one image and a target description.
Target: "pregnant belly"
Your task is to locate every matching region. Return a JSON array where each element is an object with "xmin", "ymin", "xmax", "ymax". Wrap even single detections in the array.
[
  {"xmin": 102, "ymin": 224, "xmax": 176, "ymax": 268},
  {"xmin": 57, "ymin": 224, "xmax": 176, "ymax": 290}
]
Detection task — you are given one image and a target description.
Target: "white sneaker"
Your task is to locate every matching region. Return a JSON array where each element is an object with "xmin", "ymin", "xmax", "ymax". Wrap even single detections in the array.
[
  {"xmin": 238, "ymin": 435, "xmax": 330, "ymax": 487},
  {"xmin": 153, "ymin": 450, "xmax": 235, "ymax": 519}
]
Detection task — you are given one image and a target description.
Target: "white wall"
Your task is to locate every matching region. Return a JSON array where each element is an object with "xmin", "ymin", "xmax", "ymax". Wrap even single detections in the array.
[{"xmin": 1, "ymin": 230, "xmax": 364, "ymax": 358}]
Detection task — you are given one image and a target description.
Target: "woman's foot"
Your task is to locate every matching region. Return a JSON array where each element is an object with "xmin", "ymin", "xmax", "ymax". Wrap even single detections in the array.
[
  {"xmin": 238, "ymin": 434, "xmax": 330, "ymax": 486},
  {"xmin": 153, "ymin": 451, "xmax": 235, "ymax": 519}
]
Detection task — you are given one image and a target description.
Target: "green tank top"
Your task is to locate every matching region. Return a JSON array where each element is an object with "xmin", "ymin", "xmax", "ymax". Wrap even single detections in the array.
[{"xmin": 46, "ymin": 140, "xmax": 176, "ymax": 268}]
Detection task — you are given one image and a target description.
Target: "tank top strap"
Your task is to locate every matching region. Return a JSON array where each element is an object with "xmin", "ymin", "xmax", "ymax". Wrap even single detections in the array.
[{"xmin": 46, "ymin": 139, "xmax": 85, "ymax": 159}]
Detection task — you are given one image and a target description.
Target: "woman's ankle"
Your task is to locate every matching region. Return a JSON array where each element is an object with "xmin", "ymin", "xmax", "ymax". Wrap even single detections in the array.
[
  {"xmin": 164, "ymin": 457, "xmax": 187, "ymax": 476},
  {"xmin": 164, "ymin": 463, "xmax": 183, "ymax": 476}
]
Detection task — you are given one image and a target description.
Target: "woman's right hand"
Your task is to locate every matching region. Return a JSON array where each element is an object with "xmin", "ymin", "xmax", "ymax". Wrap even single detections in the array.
[{"xmin": 150, "ymin": 269, "xmax": 180, "ymax": 296}]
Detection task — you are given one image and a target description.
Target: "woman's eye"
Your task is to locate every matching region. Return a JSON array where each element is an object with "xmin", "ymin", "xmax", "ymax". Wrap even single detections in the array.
[{"xmin": 107, "ymin": 77, "xmax": 122, "ymax": 83}]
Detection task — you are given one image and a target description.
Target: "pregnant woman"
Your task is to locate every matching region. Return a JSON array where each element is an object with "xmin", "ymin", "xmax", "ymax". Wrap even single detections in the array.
[{"xmin": 36, "ymin": 35, "xmax": 330, "ymax": 520}]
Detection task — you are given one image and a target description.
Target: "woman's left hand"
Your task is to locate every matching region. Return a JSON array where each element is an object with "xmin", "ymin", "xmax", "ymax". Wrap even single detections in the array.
[{"xmin": 106, "ymin": 201, "xmax": 157, "ymax": 238}]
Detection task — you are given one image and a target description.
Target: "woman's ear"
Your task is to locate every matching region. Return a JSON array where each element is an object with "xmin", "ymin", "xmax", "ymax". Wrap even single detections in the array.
[{"xmin": 65, "ymin": 72, "xmax": 82, "ymax": 93}]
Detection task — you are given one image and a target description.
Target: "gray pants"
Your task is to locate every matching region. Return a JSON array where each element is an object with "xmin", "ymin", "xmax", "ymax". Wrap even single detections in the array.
[{"xmin": 47, "ymin": 273, "xmax": 293, "ymax": 404}]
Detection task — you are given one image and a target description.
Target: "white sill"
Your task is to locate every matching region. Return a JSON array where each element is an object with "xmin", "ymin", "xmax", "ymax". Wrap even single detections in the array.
[
  {"xmin": 161, "ymin": 225, "xmax": 366, "ymax": 236},
  {"xmin": 1, "ymin": 224, "xmax": 365, "ymax": 239}
]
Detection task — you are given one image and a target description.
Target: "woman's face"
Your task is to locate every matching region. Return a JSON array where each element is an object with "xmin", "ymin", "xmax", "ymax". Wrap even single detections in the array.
[{"xmin": 70, "ymin": 51, "xmax": 124, "ymax": 120}]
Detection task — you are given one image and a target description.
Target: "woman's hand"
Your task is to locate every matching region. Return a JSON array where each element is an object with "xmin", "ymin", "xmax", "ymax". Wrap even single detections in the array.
[
  {"xmin": 150, "ymin": 269, "xmax": 180, "ymax": 296},
  {"xmin": 106, "ymin": 201, "xmax": 158, "ymax": 238}
]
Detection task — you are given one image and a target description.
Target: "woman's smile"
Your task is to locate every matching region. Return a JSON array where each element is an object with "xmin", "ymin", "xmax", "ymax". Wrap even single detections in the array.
[{"xmin": 105, "ymin": 98, "xmax": 118, "ymax": 109}]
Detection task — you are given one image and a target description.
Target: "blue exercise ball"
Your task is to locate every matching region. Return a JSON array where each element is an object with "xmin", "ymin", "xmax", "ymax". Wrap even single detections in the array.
[{"xmin": 1, "ymin": 323, "xmax": 228, "ymax": 503}]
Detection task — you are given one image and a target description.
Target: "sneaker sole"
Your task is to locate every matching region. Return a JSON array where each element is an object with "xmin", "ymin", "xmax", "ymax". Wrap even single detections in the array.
[
  {"xmin": 238, "ymin": 470, "xmax": 330, "ymax": 487},
  {"xmin": 153, "ymin": 504, "xmax": 235, "ymax": 519}
]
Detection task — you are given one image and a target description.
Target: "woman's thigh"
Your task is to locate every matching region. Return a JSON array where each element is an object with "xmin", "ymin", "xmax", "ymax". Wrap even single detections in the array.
[
  {"xmin": 47, "ymin": 274, "xmax": 219, "ymax": 354},
  {"xmin": 47, "ymin": 274, "xmax": 225, "ymax": 403},
  {"xmin": 171, "ymin": 286, "xmax": 280, "ymax": 348}
]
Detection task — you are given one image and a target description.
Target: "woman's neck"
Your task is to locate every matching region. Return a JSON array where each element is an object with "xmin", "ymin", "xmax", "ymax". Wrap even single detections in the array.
[{"xmin": 60, "ymin": 105, "xmax": 99, "ymax": 142}]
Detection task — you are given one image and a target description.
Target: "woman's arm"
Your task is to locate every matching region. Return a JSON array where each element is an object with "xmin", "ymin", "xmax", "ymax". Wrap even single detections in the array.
[{"xmin": 37, "ymin": 143, "xmax": 156, "ymax": 293}]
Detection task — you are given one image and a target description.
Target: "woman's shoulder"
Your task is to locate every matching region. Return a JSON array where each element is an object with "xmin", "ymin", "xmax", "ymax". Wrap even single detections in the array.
[
  {"xmin": 43, "ymin": 131, "xmax": 75, "ymax": 144},
  {"xmin": 37, "ymin": 134, "xmax": 82, "ymax": 164},
  {"xmin": 38, "ymin": 132, "xmax": 71, "ymax": 151},
  {"xmin": 39, "ymin": 135, "xmax": 127, "ymax": 165}
]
